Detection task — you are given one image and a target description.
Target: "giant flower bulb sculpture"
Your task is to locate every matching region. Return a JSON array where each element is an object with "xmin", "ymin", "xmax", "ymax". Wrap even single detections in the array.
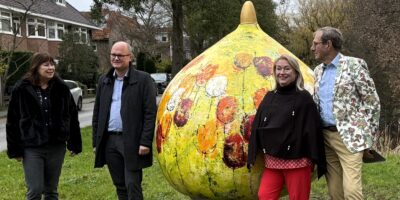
[{"xmin": 155, "ymin": 1, "xmax": 315, "ymax": 199}]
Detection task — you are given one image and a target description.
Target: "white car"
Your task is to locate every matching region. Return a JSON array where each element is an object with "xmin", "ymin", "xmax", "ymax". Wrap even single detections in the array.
[{"xmin": 64, "ymin": 80, "xmax": 83, "ymax": 111}]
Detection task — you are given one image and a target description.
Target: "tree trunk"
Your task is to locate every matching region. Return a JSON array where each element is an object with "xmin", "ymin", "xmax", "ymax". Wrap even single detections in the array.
[{"xmin": 171, "ymin": 0, "xmax": 184, "ymax": 77}]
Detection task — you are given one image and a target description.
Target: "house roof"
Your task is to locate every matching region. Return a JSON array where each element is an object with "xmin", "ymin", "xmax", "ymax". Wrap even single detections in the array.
[{"xmin": 0, "ymin": 0, "xmax": 100, "ymax": 30}]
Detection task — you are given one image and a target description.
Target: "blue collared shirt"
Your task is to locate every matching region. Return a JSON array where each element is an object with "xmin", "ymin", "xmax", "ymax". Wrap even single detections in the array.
[
  {"xmin": 107, "ymin": 71, "xmax": 127, "ymax": 132},
  {"xmin": 319, "ymin": 54, "xmax": 340, "ymax": 127}
]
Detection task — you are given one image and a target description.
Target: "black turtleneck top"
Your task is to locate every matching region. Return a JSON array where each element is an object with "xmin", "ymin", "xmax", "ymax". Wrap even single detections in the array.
[{"xmin": 248, "ymin": 82, "xmax": 327, "ymax": 178}]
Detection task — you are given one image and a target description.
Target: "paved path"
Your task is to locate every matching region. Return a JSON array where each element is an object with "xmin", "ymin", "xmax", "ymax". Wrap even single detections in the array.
[
  {"xmin": 0, "ymin": 97, "xmax": 95, "ymax": 152},
  {"xmin": 0, "ymin": 95, "xmax": 161, "ymax": 152}
]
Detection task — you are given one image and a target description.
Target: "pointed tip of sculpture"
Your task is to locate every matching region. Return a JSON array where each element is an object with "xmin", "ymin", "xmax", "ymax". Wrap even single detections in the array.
[{"xmin": 240, "ymin": 1, "xmax": 257, "ymax": 24}]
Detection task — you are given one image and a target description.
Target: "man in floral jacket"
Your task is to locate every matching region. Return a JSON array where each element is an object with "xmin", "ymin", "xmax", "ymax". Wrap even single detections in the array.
[{"xmin": 311, "ymin": 27, "xmax": 380, "ymax": 200}]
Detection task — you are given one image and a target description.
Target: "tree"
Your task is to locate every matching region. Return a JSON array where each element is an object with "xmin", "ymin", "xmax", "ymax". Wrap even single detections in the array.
[
  {"xmin": 91, "ymin": 0, "xmax": 184, "ymax": 76},
  {"xmin": 276, "ymin": 0, "xmax": 347, "ymax": 65},
  {"xmin": 184, "ymin": 0, "xmax": 278, "ymax": 57},
  {"xmin": 0, "ymin": 0, "xmax": 39, "ymax": 105},
  {"xmin": 57, "ymin": 33, "xmax": 99, "ymax": 88},
  {"xmin": 344, "ymin": 0, "xmax": 400, "ymax": 127},
  {"xmin": 170, "ymin": 0, "xmax": 184, "ymax": 77}
]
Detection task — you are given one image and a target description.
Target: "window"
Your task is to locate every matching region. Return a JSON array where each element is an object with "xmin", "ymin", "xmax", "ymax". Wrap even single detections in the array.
[
  {"xmin": 27, "ymin": 18, "xmax": 46, "ymax": 37},
  {"xmin": 55, "ymin": 0, "xmax": 66, "ymax": 6},
  {"xmin": 48, "ymin": 21, "xmax": 56, "ymax": 38},
  {"xmin": 48, "ymin": 21, "xmax": 64, "ymax": 39},
  {"xmin": 162, "ymin": 36, "xmax": 167, "ymax": 42},
  {"xmin": 92, "ymin": 44, "xmax": 97, "ymax": 51},
  {"xmin": 12, "ymin": 17, "xmax": 21, "ymax": 35},
  {"xmin": 73, "ymin": 27, "xmax": 88, "ymax": 43},
  {"xmin": 81, "ymin": 28, "xmax": 87, "ymax": 43},
  {"xmin": 0, "ymin": 12, "xmax": 11, "ymax": 32},
  {"xmin": 57, "ymin": 23, "xmax": 64, "ymax": 39}
]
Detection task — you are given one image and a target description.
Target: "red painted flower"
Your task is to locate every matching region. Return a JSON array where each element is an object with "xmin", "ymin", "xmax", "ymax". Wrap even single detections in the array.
[
  {"xmin": 253, "ymin": 56, "xmax": 273, "ymax": 77},
  {"xmin": 223, "ymin": 133, "xmax": 247, "ymax": 169},
  {"xmin": 241, "ymin": 115, "xmax": 255, "ymax": 142},
  {"xmin": 216, "ymin": 96, "xmax": 238, "ymax": 124},
  {"xmin": 173, "ymin": 98, "xmax": 193, "ymax": 127},
  {"xmin": 156, "ymin": 114, "xmax": 172, "ymax": 153}
]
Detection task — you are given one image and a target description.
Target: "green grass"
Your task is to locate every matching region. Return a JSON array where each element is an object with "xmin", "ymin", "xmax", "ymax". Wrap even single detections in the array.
[{"xmin": 0, "ymin": 127, "xmax": 399, "ymax": 199}]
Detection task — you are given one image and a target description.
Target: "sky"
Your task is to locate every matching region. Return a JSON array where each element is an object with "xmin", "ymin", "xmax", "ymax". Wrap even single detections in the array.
[{"xmin": 66, "ymin": 0, "xmax": 94, "ymax": 11}]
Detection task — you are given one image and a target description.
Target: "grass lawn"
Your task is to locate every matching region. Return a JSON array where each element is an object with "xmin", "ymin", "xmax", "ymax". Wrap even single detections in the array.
[{"xmin": 0, "ymin": 127, "xmax": 399, "ymax": 199}]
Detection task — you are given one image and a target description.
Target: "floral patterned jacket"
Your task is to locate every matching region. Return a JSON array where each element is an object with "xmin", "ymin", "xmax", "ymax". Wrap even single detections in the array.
[{"xmin": 314, "ymin": 53, "xmax": 380, "ymax": 153}]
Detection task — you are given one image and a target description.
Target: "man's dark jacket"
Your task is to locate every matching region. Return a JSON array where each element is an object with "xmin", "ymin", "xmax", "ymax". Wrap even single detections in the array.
[
  {"xmin": 6, "ymin": 77, "xmax": 82, "ymax": 158},
  {"xmin": 92, "ymin": 66, "xmax": 157, "ymax": 170}
]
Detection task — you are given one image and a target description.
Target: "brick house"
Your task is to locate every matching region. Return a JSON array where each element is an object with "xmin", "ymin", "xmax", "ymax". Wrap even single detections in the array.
[
  {"xmin": 82, "ymin": 9, "xmax": 191, "ymax": 73},
  {"xmin": 0, "ymin": 0, "xmax": 99, "ymax": 59}
]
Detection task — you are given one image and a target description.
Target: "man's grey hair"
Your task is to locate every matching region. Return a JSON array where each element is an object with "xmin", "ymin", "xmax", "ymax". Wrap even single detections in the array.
[{"xmin": 316, "ymin": 26, "xmax": 343, "ymax": 51}]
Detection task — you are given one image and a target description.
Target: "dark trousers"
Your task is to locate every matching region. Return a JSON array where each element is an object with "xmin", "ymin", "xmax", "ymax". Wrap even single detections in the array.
[
  {"xmin": 105, "ymin": 134, "xmax": 143, "ymax": 200},
  {"xmin": 23, "ymin": 142, "xmax": 66, "ymax": 200}
]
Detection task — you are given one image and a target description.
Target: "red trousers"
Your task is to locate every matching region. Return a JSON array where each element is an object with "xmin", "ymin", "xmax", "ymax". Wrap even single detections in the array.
[{"xmin": 258, "ymin": 166, "xmax": 312, "ymax": 200}]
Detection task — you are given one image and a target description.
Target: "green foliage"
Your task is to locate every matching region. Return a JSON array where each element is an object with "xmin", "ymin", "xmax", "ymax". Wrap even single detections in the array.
[
  {"xmin": 184, "ymin": 0, "xmax": 278, "ymax": 56},
  {"xmin": 0, "ymin": 127, "xmax": 399, "ymax": 199},
  {"xmin": 157, "ymin": 58, "xmax": 172, "ymax": 73},
  {"xmin": 136, "ymin": 52, "xmax": 157, "ymax": 73},
  {"xmin": 57, "ymin": 33, "xmax": 99, "ymax": 88},
  {"xmin": 136, "ymin": 52, "xmax": 146, "ymax": 71},
  {"xmin": 0, "ymin": 127, "xmax": 190, "ymax": 200},
  {"xmin": 144, "ymin": 58, "xmax": 156, "ymax": 73}
]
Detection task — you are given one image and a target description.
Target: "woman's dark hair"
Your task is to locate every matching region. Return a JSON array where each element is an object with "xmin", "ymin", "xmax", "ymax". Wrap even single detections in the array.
[{"xmin": 23, "ymin": 52, "xmax": 56, "ymax": 85}]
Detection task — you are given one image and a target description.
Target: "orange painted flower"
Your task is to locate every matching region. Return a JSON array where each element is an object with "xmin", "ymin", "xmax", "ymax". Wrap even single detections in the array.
[
  {"xmin": 253, "ymin": 88, "xmax": 268, "ymax": 108},
  {"xmin": 156, "ymin": 114, "xmax": 172, "ymax": 153},
  {"xmin": 234, "ymin": 53, "xmax": 253, "ymax": 69},
  {"xmin": 196, "ymin": 64, "xmax": 218, "ymax": 86},
  {"xmin": 197, "ymin": 120, "xmax": 218, "ymax": 155},
  {"xmin": 216, "ymin": 96, "xmax": 238, "ymax": 124}
]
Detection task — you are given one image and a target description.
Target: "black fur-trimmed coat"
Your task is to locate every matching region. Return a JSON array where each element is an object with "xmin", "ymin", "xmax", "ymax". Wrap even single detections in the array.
[{"xmin": 6, "ymin": 77, "xmax": 82, "ymax": 158}]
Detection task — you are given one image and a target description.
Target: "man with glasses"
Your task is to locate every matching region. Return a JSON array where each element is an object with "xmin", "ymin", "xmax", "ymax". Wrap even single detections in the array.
[
  {"xmin": 92, "ymin": 41, "xmax": 157, "ymax": 200},
  {"xmin": 311, "ymin": 27, "xmax": 381, "ymax": 200}
]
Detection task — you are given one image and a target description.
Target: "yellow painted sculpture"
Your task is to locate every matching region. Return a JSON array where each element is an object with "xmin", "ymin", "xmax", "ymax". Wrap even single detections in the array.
[{"xmin": 154, "ymin": 1, "xmax": 315, "ymax": 199}]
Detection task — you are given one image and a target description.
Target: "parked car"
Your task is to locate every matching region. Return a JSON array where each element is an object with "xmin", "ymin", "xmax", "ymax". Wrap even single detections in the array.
[
  {"xmin": 64, "ymin": 80, "xmax": 83, "ymax": 111},
  {"xmin": 150, "ymin": 77, "xmax": 159, "ymax": 96},
  {"xmin": 150, "ymin": 73, "xmax": 171, "ymax": 94}
]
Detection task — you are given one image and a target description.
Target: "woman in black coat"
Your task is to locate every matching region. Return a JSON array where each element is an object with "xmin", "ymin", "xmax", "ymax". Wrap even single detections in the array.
[
  {"xmin": 6, "ymin": 52, "xmax": 82, "ymax": 200},
  {"xmin": 247, "ymin": 55, "xmax": 326, "ymax": 200}
]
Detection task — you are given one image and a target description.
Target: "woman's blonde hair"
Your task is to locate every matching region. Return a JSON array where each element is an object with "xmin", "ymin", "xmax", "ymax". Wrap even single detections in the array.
[{"xmin": 273, "ymin": 54, "xmax": 304, "ymax": 90}]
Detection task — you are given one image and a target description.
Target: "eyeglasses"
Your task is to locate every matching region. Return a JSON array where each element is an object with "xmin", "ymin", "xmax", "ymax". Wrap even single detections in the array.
[
  {"xmin": 110, "ymin": 54, "xmax": 131, "ymax": 59},
  {"xmin": 312, "ymin": 41, "xmax": 324, "ymax": 47}
]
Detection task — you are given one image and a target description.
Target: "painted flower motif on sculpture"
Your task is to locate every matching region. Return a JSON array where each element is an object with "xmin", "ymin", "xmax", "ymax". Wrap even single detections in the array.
[
  {"xmin": 205, "ymin": 76, "xmax": 227, "ymax": 97},
  {"xmin": 253, "ymin": 56, "xmax": 273, "ymax": 77},
  {"xmin": 167, "ymin": 88, "xmax": 185, "ymax": 111},
  {"xmin": 156, "ymin": 113, "xmax": 172, "ymax": 153},
  {"xmin": 173, "ymin": 98, "xmax": 193, "ymax": 127},
  {"xmin": 241, "ymin": 114, "xmax": 255, "ymax": 142},
  {"xmin": 216, "ymin": 96, "xmax": 238, "ymax": 124},
  {"xmin": 197, "ymin": 120, "xmax": 218, "ymax": 155},
  {"xmin": 253, "ymin": 88, "xmax": 268, "ymax": 108},
  {"xmin": 223, "ymin": 133, "xmax": 247, "ymax": 169},
  {"xmin": 234, "ymin": 53, "xmax": 253, "ymax": 70},
  {"xmin": 196, "ymin": 63, "xmax": 219, "ymax": 87}
]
